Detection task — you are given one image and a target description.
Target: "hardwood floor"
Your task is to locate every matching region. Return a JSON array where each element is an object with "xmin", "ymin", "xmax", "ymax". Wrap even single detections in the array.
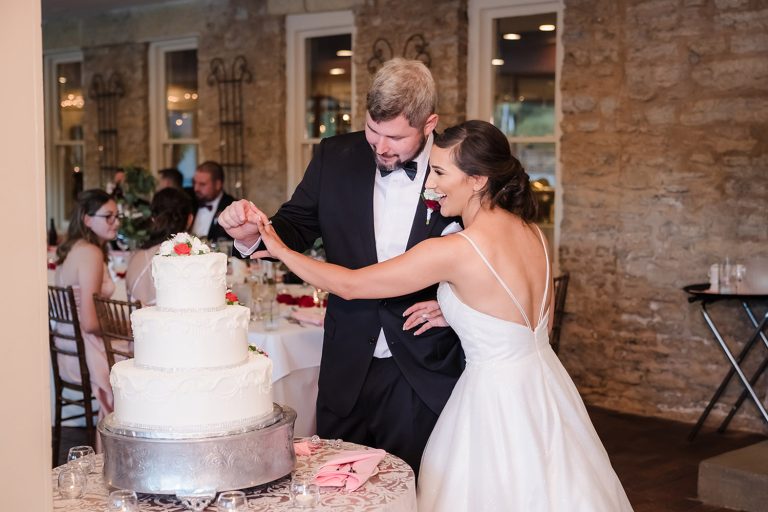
[
  {"xmin": 590, "ymin": 406, "xmax": 765, "ymax": 512},
  {"xmin": 56, "ymin": 407, "xmax": 766, "ymax": 511}
]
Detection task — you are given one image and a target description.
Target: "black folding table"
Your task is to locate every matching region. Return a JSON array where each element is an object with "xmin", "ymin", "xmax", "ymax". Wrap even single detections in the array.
[{"xmin": 683, "ymin": 282, "xmax": 768, "ymax": 440}]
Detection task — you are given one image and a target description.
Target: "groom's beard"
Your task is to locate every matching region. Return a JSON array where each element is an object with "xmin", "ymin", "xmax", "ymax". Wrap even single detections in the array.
[{"xmin": 373, "ymin": 134, "xmax": 428, "ymax": 173}]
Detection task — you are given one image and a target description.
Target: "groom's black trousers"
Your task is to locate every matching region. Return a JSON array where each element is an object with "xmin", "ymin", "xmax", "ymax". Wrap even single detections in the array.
[{"xmin": 316, "ymin": 357, "xmax": 439, "ymax": 475}]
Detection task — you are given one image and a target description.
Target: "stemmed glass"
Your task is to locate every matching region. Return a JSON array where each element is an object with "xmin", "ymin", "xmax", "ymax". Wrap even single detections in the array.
[
  {"xmin": 67, "ymin": 445, "xmax": 96, "ymax": 474},
  {"xmin": 216, "ymin": 490, "xmax": 249, "ymax": 511},
  {"xmin": 57, "ymin": 461, "xmax": 87, "ymax": 499},
  {"xmin": 107, "ymin": 489, "xmax": 140, "ymax": 512}
]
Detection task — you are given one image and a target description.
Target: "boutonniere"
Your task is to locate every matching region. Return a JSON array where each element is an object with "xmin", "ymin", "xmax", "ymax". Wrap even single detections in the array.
[{"xmin": 421, "ymin": 189, "xmax": 443, "ymax": 225}]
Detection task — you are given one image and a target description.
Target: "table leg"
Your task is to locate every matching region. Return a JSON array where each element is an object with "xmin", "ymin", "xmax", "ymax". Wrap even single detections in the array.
[
  {"xmin": 717, "ymin": 304, "xmax": 768, "ymax": 433},
  {"xmin": 688, "ymin": 304, "xmax": 766, "ymax": 441}
]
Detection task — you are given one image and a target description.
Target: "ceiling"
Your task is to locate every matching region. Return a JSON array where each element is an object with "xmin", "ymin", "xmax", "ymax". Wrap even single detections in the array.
[{"xmin": 41, "ymin": 0, "xmax": 179, "ymax": 19}]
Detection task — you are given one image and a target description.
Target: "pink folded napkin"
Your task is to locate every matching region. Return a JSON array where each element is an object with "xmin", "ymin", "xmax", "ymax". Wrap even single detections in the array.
[
  {"xmin": 313, "ymin": 449, "xmax": 386, "ymax": 492},
  {"xmin": 294, "ymin": 441, "xmax": 313, "ymax": 456},
  {"xmin": 290, "ymin": 309, "xmax": 325, "ymax": 327}
]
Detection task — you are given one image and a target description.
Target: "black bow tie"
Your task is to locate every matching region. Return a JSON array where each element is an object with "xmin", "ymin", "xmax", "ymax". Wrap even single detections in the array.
[
  {"xmin": 379, "ymin": 160, "xmax": 418, "ymax": 181},
  {"xmin": 199, "ymin": 203, "xmax": 213, "ymax": 211}
]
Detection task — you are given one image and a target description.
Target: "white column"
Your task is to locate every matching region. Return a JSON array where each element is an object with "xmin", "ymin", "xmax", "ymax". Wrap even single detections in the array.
[{"xmin": 0, "ymin": 0, "xmax": 53, "ymax": 508}]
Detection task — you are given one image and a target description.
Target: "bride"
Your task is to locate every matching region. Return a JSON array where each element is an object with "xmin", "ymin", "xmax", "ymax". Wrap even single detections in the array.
[{"xmin": 253, "ymin": 120, "xmax": 632, "ymax": 511}]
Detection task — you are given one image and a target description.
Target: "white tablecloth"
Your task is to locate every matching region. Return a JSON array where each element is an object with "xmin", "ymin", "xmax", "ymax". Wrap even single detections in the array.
[{"xmin": 248, "ymin": 317, "xmax": 323, "ymax": 437}]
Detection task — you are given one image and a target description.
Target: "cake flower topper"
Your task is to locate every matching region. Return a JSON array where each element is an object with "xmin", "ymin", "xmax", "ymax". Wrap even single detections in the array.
[
  {"xmin": 421, "ymin": 189, "xmax": 443, "ymax": 225},
  {"xmin": 158, "ymin": 232, "xmax": 211, "ymax": 257},
  {"xmin": 225, "ymin": 290, "xmax": 240, "ymax": 305}
]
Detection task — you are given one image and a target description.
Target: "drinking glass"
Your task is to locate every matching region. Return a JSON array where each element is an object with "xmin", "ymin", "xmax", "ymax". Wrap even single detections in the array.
[
  {"xmin": 263, "ymin": 298, "xmax": 280, "ymax": 331},
  {"xmin": 216, "ymin": 490, "xmax": 248, "ymax": 511},
  {"xmin": 107, "ymin": 489, "xmax": 140, "ymax": 512},
  {"xmin": 290, "ymin": 474, "xmax": 320, "ymax": 509},
  {"xmin": 57, "ymin": 461, "xmax": 86, "ymax": 499},
  {"xmin": 67, "ymin": 445, "xmax": 95, "ymax": 474}
]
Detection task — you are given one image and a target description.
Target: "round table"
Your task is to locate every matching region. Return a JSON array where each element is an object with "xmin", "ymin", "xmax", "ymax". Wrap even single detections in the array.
[{"xmin": 53, "ymin": 440, "xmax": 416, "ymax": 511}]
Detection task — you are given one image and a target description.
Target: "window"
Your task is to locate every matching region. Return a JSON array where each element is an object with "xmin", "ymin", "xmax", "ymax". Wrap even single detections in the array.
[
  {"xmin": 468, "ymin": 0, "xmax": 562, "ymax": 261},
  {"xmin": 287, "ymin": 11, "xmax": 354, "ymax": 196},
  {"xmin": 149, "ymin": 39, "xmax": 199, "ymax": 186},
  {"xmin": 44, "ymin": 52, "xmax": 85, "ymax": 229}
]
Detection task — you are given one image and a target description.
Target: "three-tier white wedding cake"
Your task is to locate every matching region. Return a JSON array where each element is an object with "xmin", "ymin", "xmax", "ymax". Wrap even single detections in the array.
[{"xmin": 110, "ymin": 234, "xmax": 273, "ymax": 432}]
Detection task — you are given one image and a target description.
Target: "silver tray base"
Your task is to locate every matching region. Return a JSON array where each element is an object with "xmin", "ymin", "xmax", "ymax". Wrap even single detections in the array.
[{"xmin": 99, "ymin": 404, "xmax": 296, "ymax": 495}]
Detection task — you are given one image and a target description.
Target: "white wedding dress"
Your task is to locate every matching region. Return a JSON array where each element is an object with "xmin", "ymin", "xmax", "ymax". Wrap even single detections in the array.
[{"xmin": 417, "ymin": 231, "xmax": 633, "ymax": 511}]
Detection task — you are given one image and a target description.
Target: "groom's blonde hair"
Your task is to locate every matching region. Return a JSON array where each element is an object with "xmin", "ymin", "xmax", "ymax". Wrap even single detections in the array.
[{"xmin": 366, "ymin": 58, "xmax": 437, "ymax": 129}]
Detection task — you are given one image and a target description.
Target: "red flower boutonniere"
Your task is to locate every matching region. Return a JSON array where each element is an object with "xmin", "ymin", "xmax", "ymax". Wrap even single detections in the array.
[{"xmin": 422, "ymin": 189, "xmax": 443, "ymax": 225}]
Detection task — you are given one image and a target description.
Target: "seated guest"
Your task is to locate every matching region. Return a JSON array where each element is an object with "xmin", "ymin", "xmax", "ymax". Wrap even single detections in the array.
[
  {"xmin": 126, "ymin": 188, "xmax": 194, "ymax": 306},
  {"xmin": 156, "ymin": 167, "xmax": 184, "ymax": 190},
  {"xmin": 53, "ymin": 189, "xmax": 120, "ymax": 425},
  {"xmin": 190, "ymin": 160, "xmax": 235, "ymax": 242}
]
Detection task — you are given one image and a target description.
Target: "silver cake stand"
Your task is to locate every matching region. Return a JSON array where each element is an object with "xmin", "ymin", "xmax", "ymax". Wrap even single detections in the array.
[{"xmin": 99, "ymin": 404, "xmax": 296, "ymax": 511}]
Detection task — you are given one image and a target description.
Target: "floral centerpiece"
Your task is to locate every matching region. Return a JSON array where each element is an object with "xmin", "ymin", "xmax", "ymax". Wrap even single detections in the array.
[
  {"xmin": 159, "ymin": 233, "xmax": 211, "ymax": 257},
  {"xmin": 116, "ymin": 166, "xmax": 155, "ymax": 249},
  {"xmin": 422, "ymin": 189, "xmax": 443, "ymax": 224}
]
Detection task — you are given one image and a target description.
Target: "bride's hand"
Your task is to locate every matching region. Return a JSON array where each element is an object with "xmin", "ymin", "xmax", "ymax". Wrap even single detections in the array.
[
  {"xmin": 252, "ymin": 214, "xmax": 289, "ymax": 260},
  {"xmin": 403, "ymin": 300, "xmax": 449, "ymax": 335}
]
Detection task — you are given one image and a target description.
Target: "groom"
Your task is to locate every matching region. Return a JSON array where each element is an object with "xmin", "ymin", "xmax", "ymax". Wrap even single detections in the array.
[{"xmin": 219, "ymin": 58, "xmax": 464, "ymax": 472}]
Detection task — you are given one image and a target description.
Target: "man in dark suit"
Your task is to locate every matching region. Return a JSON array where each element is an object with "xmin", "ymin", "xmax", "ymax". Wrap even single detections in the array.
[
  {"xmin": 190, "ymin": 160, "xmax": 235, "ymax": 243},
  {"xmin": 219, "ymin": 59, "xmax": 464, "ymax": 473}
]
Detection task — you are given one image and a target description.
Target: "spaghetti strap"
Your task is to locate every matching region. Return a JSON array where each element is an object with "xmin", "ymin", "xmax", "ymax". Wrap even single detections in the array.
[
  {"xmin": 456, "ymin": 232, "xmax": 532, "ymax": 330},
  {"xmin": 533, "ymin": 225, "xmax": 551, "ymax": 324}
]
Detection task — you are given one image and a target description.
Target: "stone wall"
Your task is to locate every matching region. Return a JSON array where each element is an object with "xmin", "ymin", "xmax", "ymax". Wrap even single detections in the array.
[{"xmin": 559, "ymin": 0, "xmax": 768, "ymax": 431}]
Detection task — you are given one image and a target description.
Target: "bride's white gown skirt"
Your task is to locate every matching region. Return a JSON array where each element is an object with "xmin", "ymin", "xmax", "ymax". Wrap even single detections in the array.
[{"xmin": 417, "ymin": 283, "xmax": 633, "ymax": 512}]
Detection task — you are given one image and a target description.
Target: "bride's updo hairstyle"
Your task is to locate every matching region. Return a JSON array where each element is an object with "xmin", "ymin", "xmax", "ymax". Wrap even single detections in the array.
[{"xmin": 434, "ymin": 120, "xmax": 537, "ymax": 221}]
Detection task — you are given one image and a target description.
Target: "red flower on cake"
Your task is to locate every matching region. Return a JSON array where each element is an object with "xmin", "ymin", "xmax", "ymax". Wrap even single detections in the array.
[
  {"xmin": 174, "ymin": 243, "xmax": 191, "ymax": 255},
  {"xmin": 225, "ymin": 291, "xmax": 239, "ymax": 304}
]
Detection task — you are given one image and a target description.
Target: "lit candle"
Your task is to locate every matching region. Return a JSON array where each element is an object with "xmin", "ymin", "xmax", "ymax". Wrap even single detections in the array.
[{"xmin": 295, "ymin": 493, "xmax": 316, "ymax": 506}]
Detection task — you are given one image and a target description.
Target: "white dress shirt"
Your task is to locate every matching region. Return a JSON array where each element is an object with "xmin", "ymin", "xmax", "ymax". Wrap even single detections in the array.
[
  {"xmin": 371, "ymin": 134, "xmax": 433, "ymax": 357},
  {"xmin": 191, "ymin": 192, "xmax": 223, "ymax": 238}
]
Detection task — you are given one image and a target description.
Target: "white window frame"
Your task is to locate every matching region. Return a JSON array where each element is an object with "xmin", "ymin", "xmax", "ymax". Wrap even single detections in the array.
[
  {"xmin": 148, "ymin": 37, "xmax": 200, "ymax": 180},
  {"xmin": 44, "ymin": 50, "xmax": 84, "ymax": 229},
  {"xmin": 468, "ymin": 0, "xmax": 563, "ymax": 268},
  {"xmin": 286, "ymin": 10, "xmax": 355, "ymax": 197}
]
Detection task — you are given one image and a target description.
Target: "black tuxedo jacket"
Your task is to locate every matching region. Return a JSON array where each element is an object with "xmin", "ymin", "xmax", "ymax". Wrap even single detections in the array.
[
  {"xmin": 204, "ymin": 192, "xmax": 235, "ymax": 242},
  {"xmin": 271, "ymin": 131, "xmax": 465, "ymax": 418}
]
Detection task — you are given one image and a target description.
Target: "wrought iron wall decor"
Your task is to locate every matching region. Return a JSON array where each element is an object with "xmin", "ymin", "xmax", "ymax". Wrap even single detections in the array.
[
  {"xmin": 367, "ymin": 34, "xmax": 432, "ymax": 74},
  {"xmin": 89, "ymin": 72, "xmax": 125, "ymax": 186},
  {"xmin": 207, "ymin": 55, "xmax": 252, "ymax": 198}
]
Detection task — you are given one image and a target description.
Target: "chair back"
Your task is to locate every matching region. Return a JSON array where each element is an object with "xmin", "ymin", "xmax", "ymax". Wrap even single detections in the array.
[
  {"xmin": 550, "ymin": 273, "xmax": 570, "ymax": 354},
  {"xmin": 47, "ymin": 285, "xmax": 97, "ymax": 464},
  {"xmin": 93, "ymin": 296, "xmax": 141, "ymax": 368}
]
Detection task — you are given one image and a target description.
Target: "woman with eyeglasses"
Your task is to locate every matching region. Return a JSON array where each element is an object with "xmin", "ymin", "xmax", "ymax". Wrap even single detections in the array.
[{"xmin": 54, "ymin": 189, "xmax": 120, "ymax": 431}]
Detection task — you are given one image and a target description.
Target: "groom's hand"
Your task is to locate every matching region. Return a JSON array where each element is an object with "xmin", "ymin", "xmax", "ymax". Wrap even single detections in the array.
[
  {"xmin": 218, "ymin": 199, "xmax": 264, "ymax": 248},
  {"xmin": 403, "ymin": 300, "xmax": 448, "ymax": 335}
]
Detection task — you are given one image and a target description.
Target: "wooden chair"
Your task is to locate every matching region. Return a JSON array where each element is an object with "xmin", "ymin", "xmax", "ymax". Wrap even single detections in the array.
[
  {"xmin": 550, "ymin": 273, "xmax": 570, "ymax": 354},
  {"xmin": 93, "ymin": 296, "xmax": 141, "ymax": 369},
  {"xmin": 48, "ymin": 285, "xmax": 97, "ymax": 466}
]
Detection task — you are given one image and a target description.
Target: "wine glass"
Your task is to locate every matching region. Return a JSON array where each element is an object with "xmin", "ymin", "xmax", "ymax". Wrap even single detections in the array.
[
  {"xmin": 67, "ymin": 445, "xmax": 95, "ymax": 474},
  {"xmin": 107, "ymin": 489, "xmax": 140, "ymax": 512},
  {"xmin": 57, "ymin": 461, "xmax": 87, "ymax": 499},
  {"xmin": 216, "ymin": 490, "xmax": 248, "ymax": 511}
]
